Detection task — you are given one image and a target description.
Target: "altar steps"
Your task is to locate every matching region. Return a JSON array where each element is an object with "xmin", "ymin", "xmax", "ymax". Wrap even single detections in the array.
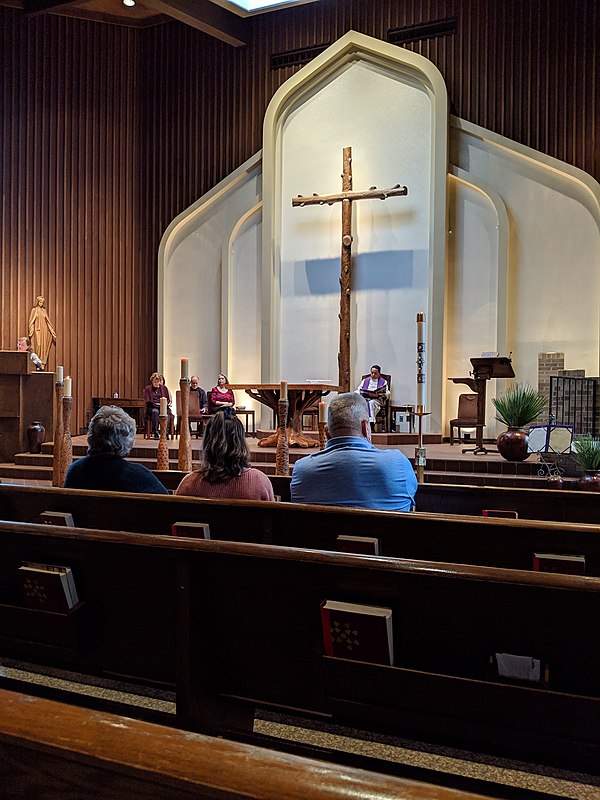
[{"xmin": 0, "ymin": 435, "xmax": 559, "ymax": 489}]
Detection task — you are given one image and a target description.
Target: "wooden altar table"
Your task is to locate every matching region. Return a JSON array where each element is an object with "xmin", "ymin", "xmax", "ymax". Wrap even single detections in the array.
[{"xmin": 229, "ymin": 384, "xmax": 339, "ymax": 447}]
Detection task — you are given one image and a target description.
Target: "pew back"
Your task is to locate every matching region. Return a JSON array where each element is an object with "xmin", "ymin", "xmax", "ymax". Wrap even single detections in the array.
[{"xmin": 1, "ymin": 484, "xmax": 600, "ymax": 575}]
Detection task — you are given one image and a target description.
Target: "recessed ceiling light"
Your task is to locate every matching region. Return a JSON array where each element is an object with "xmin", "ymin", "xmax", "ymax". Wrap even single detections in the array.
[{"xmin": 123, "ymin": 0, "xmax": 136, "ymax": 6}]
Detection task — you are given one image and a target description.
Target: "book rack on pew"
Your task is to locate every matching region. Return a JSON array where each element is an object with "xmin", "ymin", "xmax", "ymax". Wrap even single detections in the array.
[{"xmin": 0, "ymin": 518, "xmax": 598, "ymax": 774}]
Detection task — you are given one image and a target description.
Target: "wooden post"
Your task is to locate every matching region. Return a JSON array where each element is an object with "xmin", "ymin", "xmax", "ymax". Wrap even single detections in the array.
[
  {"xmin": 276, "ymin": 397, "xmax": 289, "ymax": 476},
  {"xmin": 338, "ymin": 146, "xmax": 352, "ymax": 393},
  {"xmin": 59, "ymin": 396, "xmax": 72, "ymax": 487},
  {"xmin": 318, "ymin": 421, "xmax": 327, "ymax": 450},
  {"xmin": 52, "ymin": 380, "xmax": 64, "ymax": 487},
  {"xmin": 178, "ymin": 378, "xmax": 192, "ymax": 472},
  {"xmin": 157, "ymin": 414, "xmax": 169, "ymax": 471}
]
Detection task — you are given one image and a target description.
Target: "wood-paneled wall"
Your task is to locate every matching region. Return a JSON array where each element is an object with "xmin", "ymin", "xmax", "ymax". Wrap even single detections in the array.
[{"xmin": 1, "ymin": 0, "xmax": 597, "ymax": 430}]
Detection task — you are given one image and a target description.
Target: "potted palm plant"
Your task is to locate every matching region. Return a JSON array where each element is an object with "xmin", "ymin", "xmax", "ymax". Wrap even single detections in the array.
[
  {"xmin": 492, "ymin": 383, "xmax": 546, "ymax": 461},
  {"xmin": 572, "ymin": 435, "xmax": 600, "ymax": 491}
]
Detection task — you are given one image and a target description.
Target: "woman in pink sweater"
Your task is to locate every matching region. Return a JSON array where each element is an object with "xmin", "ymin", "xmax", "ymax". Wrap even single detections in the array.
[{"xmin": 175, "ymin": 411, "xmax": 274, "ymax": 501}]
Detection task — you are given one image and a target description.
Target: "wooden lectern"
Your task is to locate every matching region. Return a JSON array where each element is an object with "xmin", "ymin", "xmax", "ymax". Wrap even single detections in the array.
[
  {"xmin": 0, "ymin": 352, "xmax": 54, "ymax": 461},
  {"xmin": 449, "ymin": 356, "xmax": 515, "ymax": 455}
]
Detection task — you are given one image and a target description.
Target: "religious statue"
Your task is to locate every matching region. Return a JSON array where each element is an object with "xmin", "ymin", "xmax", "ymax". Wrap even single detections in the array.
[{"xmin": 28, "ymin": 296, "xmax": 57, "ymax": 369}]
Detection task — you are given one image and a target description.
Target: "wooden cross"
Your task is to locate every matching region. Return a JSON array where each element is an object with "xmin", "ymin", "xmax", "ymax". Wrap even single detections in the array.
[{"xmin": 292, "ymin": 146, "xmax": 408, "ymax": 392}]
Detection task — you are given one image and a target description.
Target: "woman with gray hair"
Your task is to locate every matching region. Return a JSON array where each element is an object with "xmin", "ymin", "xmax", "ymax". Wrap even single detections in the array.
[{"xmin": 64, "ymin": 406, "xmax": 168, "ymax": 494}]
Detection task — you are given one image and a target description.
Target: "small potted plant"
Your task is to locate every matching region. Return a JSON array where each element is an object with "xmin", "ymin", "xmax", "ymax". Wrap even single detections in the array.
[
  {"xmin": 492, "ymin": 383, "xmax": 546, "ymax": 461},
  {"xmin": 572, "ymin": 435, "xmax": 600, "ymax": 491}
]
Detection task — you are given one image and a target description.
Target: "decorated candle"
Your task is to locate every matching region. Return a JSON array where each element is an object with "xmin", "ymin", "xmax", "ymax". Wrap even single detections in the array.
[
  {"xmin": 56, "ymin": 366, "xmax": 64, "ymax": 383},
  {"xmin": 63, "ymin": 376, "xmax": 72, "ymax": 398},
  {"xmin": 318, "ymin": 401, "xmax": 326, "ymax": 423},
  {"xmin": 160, "ymin": 397, "xmax": 168, "ymax": 416},
  {"xmin": 416, "ymin": 311, "xmax": 426, "ymax": 410},
  {"xmin": 180, "ymin": 358, "xmax": 189, "ymax": 380},
  {"xmin": 280, "ymin": 380, "xmax": 288, "ymax": 400}
]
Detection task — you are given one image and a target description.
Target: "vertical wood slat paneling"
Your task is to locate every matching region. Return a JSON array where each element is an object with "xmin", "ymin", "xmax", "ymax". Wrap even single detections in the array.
[
  {"xmin": 0, "ymin": 0, "xmax": 597, "ymax": 430},
  {"xmin": 0, "ymin": 9, "xmax": 150, "ymax": 432}
]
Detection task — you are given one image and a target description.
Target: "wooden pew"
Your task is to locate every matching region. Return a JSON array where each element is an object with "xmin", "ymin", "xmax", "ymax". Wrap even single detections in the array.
[
  {"xmin": 0, "ymin": 483, "xmax": 600, "ymax": 575},
  {"xmin": 269, "ymin": 474, "xmax": 600, "ymax": 524},
  {"xmin": 1, "ymin": 688, "xmax": 491, "ymax": 800},
  {"xmin": 0, "ymin": 520, "xmax": 599, "ymax": 772}
]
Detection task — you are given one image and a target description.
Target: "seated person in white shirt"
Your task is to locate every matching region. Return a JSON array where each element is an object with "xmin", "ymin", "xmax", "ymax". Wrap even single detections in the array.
[{"xmin": 356, "ymin": 364, "xmax": 389, "ymax": 427}]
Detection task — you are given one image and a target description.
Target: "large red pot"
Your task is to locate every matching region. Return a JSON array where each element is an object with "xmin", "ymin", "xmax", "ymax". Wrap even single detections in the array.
[{"xmin": 496, "ymin": 427, "xmax": 530, "ymax": 461}]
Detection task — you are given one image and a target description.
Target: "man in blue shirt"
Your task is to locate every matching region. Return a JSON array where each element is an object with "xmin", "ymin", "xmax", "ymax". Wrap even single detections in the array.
[{"xmin": 290, "ymin": 392, "xmax": 417, "ymax": 511}]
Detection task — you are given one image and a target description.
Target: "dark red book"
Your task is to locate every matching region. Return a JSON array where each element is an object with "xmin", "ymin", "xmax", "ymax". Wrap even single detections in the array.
[
  {"xmin": 532, "ymin": 552, "xmax": 586, "ymax": 575},
  {"xmin": 320, "ymin": 600, "xmax": 393, "ymax": 665}
]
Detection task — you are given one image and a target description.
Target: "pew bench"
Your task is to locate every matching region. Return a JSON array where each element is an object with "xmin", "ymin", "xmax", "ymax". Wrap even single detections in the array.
[
  {"xmin": 1, "ymin": 483, "xmax": 600, "ymax": 575},
  {"xmin": 1, "ymin": 688, "xmax": 489, "ymax": 800},
  {"xmin": 0, "ymin": 519, "xmax": 598, "ymax": 773}
]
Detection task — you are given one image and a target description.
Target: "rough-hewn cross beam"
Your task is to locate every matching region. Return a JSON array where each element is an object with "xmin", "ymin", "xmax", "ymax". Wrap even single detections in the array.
[
  {"xmin": 292, "ymin": 146, "xmax": 408, "ymax": 392},
  {"xmin": 141, "ymin": 0, "xmax": 248, "ymax": 46}
]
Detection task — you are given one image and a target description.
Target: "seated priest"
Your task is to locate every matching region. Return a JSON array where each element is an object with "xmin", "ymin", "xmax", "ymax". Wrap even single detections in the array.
[
  {"xmin": 65, "ymin": 406, "xmax": 168, "ymax": 494},
  {"xmin": 144, "ymin": 371, "xmax": 173, "ymax": 439},
  {"xmin": 357, "ymin": 364, "xmax": 390, "ymax": 427},
  {"xmin": 290, "ymin": 392, "xmax": 417, "ymax": 511}
]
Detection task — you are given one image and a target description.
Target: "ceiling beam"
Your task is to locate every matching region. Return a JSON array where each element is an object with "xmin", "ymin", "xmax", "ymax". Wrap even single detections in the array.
[
  {"xmin": 141, "ymin": 0, "xmax": 249, "ymax": 46},
  {"xmin": 24, "ymin": 0, "xmax": 81, "ymax": 13}
]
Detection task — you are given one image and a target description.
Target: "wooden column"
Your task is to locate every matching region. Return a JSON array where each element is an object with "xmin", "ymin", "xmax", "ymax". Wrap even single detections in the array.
[{"xmin": 178, "ymin": 378, "xmax": 192, "ymax": 473}]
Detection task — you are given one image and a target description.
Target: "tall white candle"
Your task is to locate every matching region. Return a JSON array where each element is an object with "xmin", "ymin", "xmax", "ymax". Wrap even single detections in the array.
[
  {"xmin": 180, "ymin": 358, "xmax": 189, "ymax": 380},
  {"xmin": 63, "ymin": 376, "xmax": 72, "ymax": 398},
  {"xmin": 56, "ymin": 366, "xmax": 64, "ymax": 383},
  {"xmin": 416, "ymin": 312, "xmax": 426, "ymax": 409},
  {"xmin": 160, "ymin": 397, "xmax": 168, "ymax": 416},
  {"xmin": 318, "ymin": 401, "xmax": 326, "ymax": 423}
]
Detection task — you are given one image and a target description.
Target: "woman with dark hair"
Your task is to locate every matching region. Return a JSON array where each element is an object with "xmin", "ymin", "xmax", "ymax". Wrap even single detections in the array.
[
  {"xmin": 208, "ymin": 373, "xmax": 235, "ymax": 413},
  {"xmin": 175, "ymin": 412, "xmax": 274, "ymax": 501}
]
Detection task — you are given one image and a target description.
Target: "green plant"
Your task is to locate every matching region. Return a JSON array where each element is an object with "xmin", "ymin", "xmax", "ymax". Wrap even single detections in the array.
[
  {"xmin": 572, "ymin": 435, "xmax": 600, "ymax": 471},
  {"xmin": 492, "ymin": 383, "xmax": 546, "ymax": 428}
]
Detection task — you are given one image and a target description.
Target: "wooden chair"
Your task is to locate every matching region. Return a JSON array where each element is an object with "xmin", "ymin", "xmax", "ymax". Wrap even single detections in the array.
[
  {"xmin": 449, "ymin": 393, "xmax": 484, "ymax": 445},
  {"xmin": 361, "ymin": 372, "xmax": 391, "ymax": 432},
  {"xmin": 144, "ymin": 409, "xmax": 175, "ymax": 439},
  {"xmin": 176, "ymin": 389, "xmax": 209, "ymax": 438}
]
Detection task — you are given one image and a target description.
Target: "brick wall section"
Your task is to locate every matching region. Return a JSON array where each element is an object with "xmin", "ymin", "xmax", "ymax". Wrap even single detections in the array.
[{"xmin": 537, "ymin": 353, "xmax": 565, "ymax": 425}]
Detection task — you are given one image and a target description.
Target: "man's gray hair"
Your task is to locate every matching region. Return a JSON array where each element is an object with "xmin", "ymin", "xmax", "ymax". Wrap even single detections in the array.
[
  {"xmin": 87, "ymin": 405, "xmax": 136, "ymax": 458},
  {"xmin": 328, "ymin": 392, "xmax": 369, "ymax": 435}
]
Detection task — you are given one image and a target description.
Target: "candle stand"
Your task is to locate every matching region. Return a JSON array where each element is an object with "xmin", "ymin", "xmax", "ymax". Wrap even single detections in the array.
[
  {"xmin": 178, "ymin": 377, "xmax": 192, "ymax": 472},
  {"xmin": 156, "ymin": 414, "xmax": 170, "ymax": 471},
  {"xmin": 52, "ymin": 380, "xmax": 64, "ymax": 487},
  {"xmin": 59, "ymin": 395, "xmax": 73, "ymax": 487},
  {"xmin": 276, "ymin": 397, "xmax": 290, "ymax": 475}
]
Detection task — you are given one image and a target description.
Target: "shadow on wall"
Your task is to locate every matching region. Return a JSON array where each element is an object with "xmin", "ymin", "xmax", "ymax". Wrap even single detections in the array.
[{"xmin": 296, "ymin": 250, "xmax": 415, "ymax": 295}]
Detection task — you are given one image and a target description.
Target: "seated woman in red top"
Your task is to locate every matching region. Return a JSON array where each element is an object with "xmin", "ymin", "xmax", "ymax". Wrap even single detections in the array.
[
  {"xmin": 208, "ymin": 373, "xmax": 235, "ymax": 413},
  {"xmin": 175, "ymin": 412, "xmax": 274, "ymax": 501}
]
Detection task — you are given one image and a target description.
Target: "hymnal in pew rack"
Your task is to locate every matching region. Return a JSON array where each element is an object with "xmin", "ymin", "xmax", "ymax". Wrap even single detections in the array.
[
  {"xmin": 321, "ymin": 600, "xmax": 393, "ymax": 665},
  {"xmin": 533, "ymin": 552, "xmax": 586, "ymax": 575},
  {"xmin": 18, "ymin": 562, "xmax": 79, "ymax": 613}
]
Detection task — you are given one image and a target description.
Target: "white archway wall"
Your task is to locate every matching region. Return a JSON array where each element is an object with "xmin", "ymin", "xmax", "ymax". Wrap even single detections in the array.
[
  {"xmin": 262, "ymin": 33, "xmax": 449, "ymax": 429},
  {"xmin": 227, "ymin": 206, "xmax": 265, "ymax": 424},
  {"xmin": 160, "ymin": 158, "xmax": 262, "ymax": 394},
  {"xmin": 445, "ymin": 172, "xmax": 507, "ymax": 437},
  {"xmin": 278, "ymin": 60, "xmax": 432, "ymax": 405},
  {"xmin": 450, "ymin": 118, "xmax": 600, "ymax": 388}
]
